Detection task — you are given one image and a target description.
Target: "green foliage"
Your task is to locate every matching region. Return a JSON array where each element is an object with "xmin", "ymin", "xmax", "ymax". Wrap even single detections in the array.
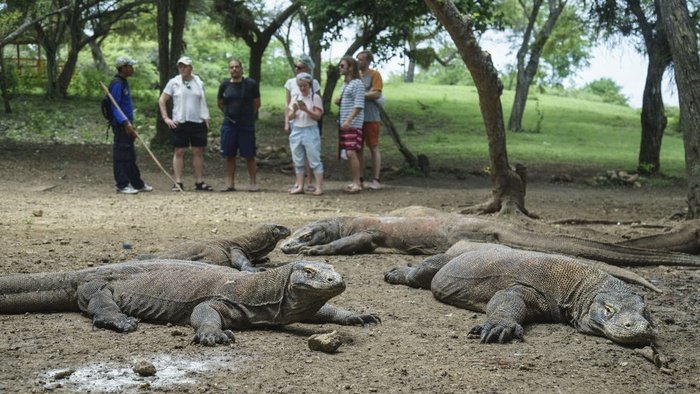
[{"xmin": 581, "ymin": 78, "xmax": 629, "ymax": 106}]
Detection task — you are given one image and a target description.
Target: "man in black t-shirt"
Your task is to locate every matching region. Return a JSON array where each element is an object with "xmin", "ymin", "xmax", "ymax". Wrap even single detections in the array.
[{"xmin": 217, "ymin": 59, "xmax": 261, "ymax": 192}]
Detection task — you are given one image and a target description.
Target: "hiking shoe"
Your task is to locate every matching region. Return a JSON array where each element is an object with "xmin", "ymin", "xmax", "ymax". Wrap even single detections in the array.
[
  {"xmin": 367, "ymin": 179, "xmax": 382, "ymax": 190},
  {"xmin": 138, "ymin": 184, "xmax": 153, "ymax": 192},
  {"xmin": 116, "ymin": 185, "xmax": 139, "ymax": 194}
]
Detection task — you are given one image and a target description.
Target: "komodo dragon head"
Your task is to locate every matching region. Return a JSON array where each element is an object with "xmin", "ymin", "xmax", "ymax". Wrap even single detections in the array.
[
  {"xmin": 577, "ymin": 286, "xmax": 655, "ymax": 345},
  {"xmin": 287, "ymin": 260, "xmax": 346, "ymax": 298},
  {"xmin": 243, "ymin": 224, "xmax": 292, "ymax": 258},
  {"xmin": 281, "ymin": 218, "xmax": 342, "ymax": 254}
]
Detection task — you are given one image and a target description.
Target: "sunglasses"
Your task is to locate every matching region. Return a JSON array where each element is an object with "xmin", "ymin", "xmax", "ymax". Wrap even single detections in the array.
[
  {"xmin": 294, "ymin": 65, "xmax": 305, "ymax": 70},
  {"xmin": 339, "ymin": 64, "xmax": 347, "ymax": 69}
]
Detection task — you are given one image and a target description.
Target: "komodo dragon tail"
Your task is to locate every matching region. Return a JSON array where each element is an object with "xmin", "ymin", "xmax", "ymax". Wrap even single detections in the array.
[
  {"xmin": 0, "ymin": 271, "xmax": 79, "ymax": 313},
  {"xmin": 498, "ymin": 229, "xmax": 700, "ymax": 267}
]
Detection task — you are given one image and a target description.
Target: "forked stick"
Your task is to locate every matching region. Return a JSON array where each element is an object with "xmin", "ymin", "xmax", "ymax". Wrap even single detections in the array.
[{"xmin": 99, "ymin": 81, "xmax": 183, "ymax": 192}]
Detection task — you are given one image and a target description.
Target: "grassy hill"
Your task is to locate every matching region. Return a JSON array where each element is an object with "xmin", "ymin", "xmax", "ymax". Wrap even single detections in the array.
[{"xmin": 0, "ymin": 82, "xmax": 686, "ymax": 180}]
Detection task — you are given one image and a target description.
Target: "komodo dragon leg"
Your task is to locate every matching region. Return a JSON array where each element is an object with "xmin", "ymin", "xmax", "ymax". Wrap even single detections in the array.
[
  {"xmin": 190, "ymin": 301, "xmax": 237, "ymax": 346},
  {"xmin": 298, "ymin": 232, "xmax": 377, "ymax": 255},
  {"xmin": 77, "ymin": 281, "xmax": 139, "ymax": 332},
  {"xmin": 230, "ymin": 248, "xmax": 266, "ymax": 272},
  {"xmin": 384, "ymin": 254, "xmax": 453, "ymax": 289},
  {"xmin": 467, "ymin": 285, "xmax": 547, "ymax": 343},
  {"xmin": 303, "ymin": 304, "xmax": 381, "ymax": 326}
]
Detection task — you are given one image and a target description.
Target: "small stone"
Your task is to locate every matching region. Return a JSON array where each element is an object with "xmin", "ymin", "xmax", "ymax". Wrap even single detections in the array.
[
  {"xmin": 52, "ymin": 368, "xmax": 75, "ymax": 380},
  {"xmin": 132, "ymin": 359, "xmax": 157, "ymax": 377},
  {"xmin": 308, "ymin": 330, "xmax": 343, "ymax": 353},
  {"xmin": 32, "ymin": 210, "xmax": 43, "ymax": 217}
]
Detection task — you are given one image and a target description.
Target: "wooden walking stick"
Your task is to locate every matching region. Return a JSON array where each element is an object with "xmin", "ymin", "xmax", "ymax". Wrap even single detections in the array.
[{"xmin": 99, "ymin": 81, "xmax": 183, "ymax": 192}]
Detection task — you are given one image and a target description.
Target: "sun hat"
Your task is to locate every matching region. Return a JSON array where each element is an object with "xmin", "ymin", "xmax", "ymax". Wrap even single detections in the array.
[{"xmin": 177, "ymin": 56, "xmax": 193, "ymax": 66}]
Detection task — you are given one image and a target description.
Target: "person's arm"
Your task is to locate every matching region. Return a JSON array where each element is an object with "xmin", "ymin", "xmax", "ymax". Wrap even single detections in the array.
[
  {"xmin": 284, "ymin": 88, "xmax": 292, "ymax": 131},
  {"xmin": 158, "ymin": 92, "xmax": 176, "ymax": 129},
  {"xmin": 365, "ymin": 71, "xmax": 383, "ymax": 100}
]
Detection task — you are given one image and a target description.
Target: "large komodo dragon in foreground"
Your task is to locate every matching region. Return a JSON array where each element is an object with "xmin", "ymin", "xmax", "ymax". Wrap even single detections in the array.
[
  {"xmin": 0, "ymin": 260, "xmax": 380, "ymax": 345},
  {"xmin": 139, "ymin": 223, "xmax": 291, "ymax": 271},
  {"xmin": 384, "ymin": 242, "xmax": 655, "ymax": 345},
  {"xmin": 280, "ymin": 216, "xmax": 700, "ymax": 267}
]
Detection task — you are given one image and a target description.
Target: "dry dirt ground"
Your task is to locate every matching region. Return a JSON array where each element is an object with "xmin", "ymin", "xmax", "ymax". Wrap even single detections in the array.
[{"xmin": 0, "ymin": 143, "xmax": 698, "ymax": 393}]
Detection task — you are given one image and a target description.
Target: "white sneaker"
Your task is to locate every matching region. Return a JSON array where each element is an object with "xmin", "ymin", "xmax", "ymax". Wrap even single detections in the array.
[
  {"xmin": 138, "ymin": 184, "xmax": 153, "ymax": 192},
  {"xmin": 367, "ymin": 179, "xmax": 382, "ymax": 190},
  {"xmin": 116, "ymin": 185, "xmax": 139, "ymax": 194}
]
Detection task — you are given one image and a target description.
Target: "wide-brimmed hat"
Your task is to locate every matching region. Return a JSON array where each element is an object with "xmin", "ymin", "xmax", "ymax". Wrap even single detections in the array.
[{"xmin": 115, "ymin": 55, "xmax": 137, "ymax": 68}]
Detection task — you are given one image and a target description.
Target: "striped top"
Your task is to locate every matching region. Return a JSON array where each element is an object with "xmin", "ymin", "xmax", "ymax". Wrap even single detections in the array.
[{"xmin": 339, "ymin": 79, "xmax": 365, "ymax": 128}]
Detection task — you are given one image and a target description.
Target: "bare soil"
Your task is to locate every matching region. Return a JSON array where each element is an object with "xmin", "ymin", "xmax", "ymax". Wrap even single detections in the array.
[{"xmin": 0, "ymin": 143, "xmax": 698, "ymax": 393}]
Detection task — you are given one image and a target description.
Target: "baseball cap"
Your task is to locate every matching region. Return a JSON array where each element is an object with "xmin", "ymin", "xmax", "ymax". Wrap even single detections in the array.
[
  {"xmin": 115, "ymin": 55, "xmax": 137, "ymax": 68},
  {"xmin": 177, "ymin": 56, "xmax": 193, "ymax": 66}
]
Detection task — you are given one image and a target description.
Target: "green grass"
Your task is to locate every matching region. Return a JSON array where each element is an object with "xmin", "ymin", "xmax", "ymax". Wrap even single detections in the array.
[{"xmin": 0, "ymin": 82, "xmax": 687, "ymax": 179}]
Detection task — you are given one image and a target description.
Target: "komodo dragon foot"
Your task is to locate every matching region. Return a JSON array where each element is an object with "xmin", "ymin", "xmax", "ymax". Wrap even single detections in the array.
[
  {"xmin": 341, "ymin": 313, "xmax": 381, "ymax": 326},
  {"xmin": 193, "ymin": 326, "xmax": 236, "ymax": 346},
  {"xmin": 92, "ymin": 315, "xmax": 139, "ymax": 332},
  {"xmin": 384, "ymin": 267, "xmax": 411, "ymax": 285},
  {"xmin": 468, "ymin": 320, "xmax": 525, "ymax": 344}
]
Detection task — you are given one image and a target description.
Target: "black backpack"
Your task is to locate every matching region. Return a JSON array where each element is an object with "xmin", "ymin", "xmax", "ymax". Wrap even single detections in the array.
[{"xmin": 101, "ymin": 77, "xmax": 121, "ymax": 123}]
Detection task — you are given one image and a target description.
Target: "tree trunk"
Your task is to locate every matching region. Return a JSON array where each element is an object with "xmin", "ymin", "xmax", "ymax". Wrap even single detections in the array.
[
  {"xmin": 153, "ymin": 0, "xmax": 189, "ymax": 145},
  {"xmin": 424, "ymin": 0, "xmax": 531, "ymax": 217},
  {"xmin": 631, "ymin": 0, "xmax": 671, "ymax": 175},
  {"xmin": 88, "ymin": 40, "xmax": 108, "ymax": 73},
  {"xmin": 248, "ymin": 43, "xmax": 264, "ymax": 84},
  {"xmin": 507, "ymin": 0, "xmax": 566, "ymax": 132},
  {"xmin": 659, "ymin": 0, "xmax": 700, "ymax": 219},
  {"xmin": 637, "ymin": 47, "xmax": 669, "ymax": 175},
  {"xmin": 0, "ymin": 48, "xmax": 12, "ymax": 113},
  {"xmin": 405, "ymin": 37, "xmax": 417, "ymax": 83}
]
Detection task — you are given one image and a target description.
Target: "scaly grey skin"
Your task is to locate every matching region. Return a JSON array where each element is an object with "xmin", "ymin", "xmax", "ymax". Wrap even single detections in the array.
[
  {"xmin": 140, "ymin": 224, "xmax": 291, "ymax": 272},
  {"xmin": 434, "ymin": 240, "xmax": 661, "ymax": 292},
  {"xmin": 0, "ymin": 260, "xmax": 380, "ymax": 346},
  {"xmin": 616, "ymin": 219, "xmax": 700, "ymax": 254},
  {"xmin": 281, "ymin": 216, "xmax": 700, "ymax": 267},
  {"xmin": 384, "ymin": 247, "xmax": 655, "ymax": 346}
]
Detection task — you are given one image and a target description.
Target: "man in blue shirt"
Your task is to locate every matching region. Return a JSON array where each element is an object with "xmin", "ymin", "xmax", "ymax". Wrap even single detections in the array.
[{"xmin": 109, "ymin": 55, "xmax": 152, "ymax": 194}]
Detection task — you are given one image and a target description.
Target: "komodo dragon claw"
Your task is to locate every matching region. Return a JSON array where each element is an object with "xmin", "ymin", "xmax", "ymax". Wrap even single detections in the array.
[
  {"xmin": 344, "ymin": 313, "xmax": 381, "ymax": 326},
  {"xmin": 193, "ymin": 329, "xmax": 236, "ymax": 346},
  {"xmin": 92, "ymin": 315, "xmax": 139, "ymax": 332},
  {"xmin": 469, "ymin": 322, "xmax": 524, "ymax": 344}
]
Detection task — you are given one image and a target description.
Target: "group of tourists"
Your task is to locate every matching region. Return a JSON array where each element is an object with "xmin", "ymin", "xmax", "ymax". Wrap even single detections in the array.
[{"xmin": 106, "ymin": 51, "xmax": 384, "ymax": 196}]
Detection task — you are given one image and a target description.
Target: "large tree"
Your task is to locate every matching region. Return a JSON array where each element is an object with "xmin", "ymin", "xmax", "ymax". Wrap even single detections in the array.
[
  {"xmin": 506, "ymin": 0, "xmax": 568, "ymax": 132},
  {"xmin": 215, "ymin": 0, "xmax": 301, "ymax": 84},
  {"xmin": 591, "ymin": 0, "xmax": 672, "ymax": 176},
  {"xmin": 659, "ymin": 0, "xmax": 700, "ymax": 218},
  {"xmin": 152, "ymin": 0, "xmax": 190, "ymax": 145},
  {"xmin": 424, "ymin": 0, "xmax": 531, "ymax": 216},
  {"xmin": 33, "ymin": 0, "xmax": 149, "ymax": 98}
]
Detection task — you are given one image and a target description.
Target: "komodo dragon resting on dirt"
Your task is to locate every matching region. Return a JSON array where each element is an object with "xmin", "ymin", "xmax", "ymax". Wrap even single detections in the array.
[
  {"xmin": 139, "ymin": 223, "xmax": 291, "ymax": 272},
  {"xmin": 384, "ymin": 244, "xmax": 655, "ymax": 346},
  {"xmin": 423, "ymin": 240, "xmax": 661, "ymax": 292},
  {"xmin": 280, "ymin": 216, "xmax": 700, "ymax": 267},
  {"xmin": 0, "ymin": 260, "xmax": 380, "ymax": 346}
]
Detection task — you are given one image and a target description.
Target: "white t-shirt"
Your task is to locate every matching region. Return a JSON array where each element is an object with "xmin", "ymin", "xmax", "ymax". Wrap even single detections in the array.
[
  {"xmin": 288, "ymin": 92, "xmax": 324, "ymax": 128},
  {"xmin": 163, "ymin": 75, "xmax": 210, "ymax": 123}
]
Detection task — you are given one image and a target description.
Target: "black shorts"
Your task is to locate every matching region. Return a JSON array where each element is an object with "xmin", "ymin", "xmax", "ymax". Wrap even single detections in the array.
[{"xmin": 171, "ymin": 121, "xmax": 208, "ymax": 148}]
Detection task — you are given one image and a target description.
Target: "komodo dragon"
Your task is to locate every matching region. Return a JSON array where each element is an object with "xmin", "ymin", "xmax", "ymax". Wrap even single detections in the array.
[
  {"xmin": 384, "ymin": 244, "xmax": 655, "ymax": 345},
  {"xmin": 139, "ymin": 223, "xmax": 291, "ymax": 271},
  {"xmin": 0, "ymin": 260, "xmax": 380, "ymax": 346},
  {"xmin": 280, "ymin": 216, "xmax": 700, "ymax": 267},
  {"xmin": 419, "ymin": 240, "xmax": 661, "ymax": 292}
]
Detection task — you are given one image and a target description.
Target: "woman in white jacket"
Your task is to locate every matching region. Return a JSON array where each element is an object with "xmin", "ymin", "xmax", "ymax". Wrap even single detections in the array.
[{"xmin": 158, "ymin": 56, "xmax": 213, "ymax": 191}]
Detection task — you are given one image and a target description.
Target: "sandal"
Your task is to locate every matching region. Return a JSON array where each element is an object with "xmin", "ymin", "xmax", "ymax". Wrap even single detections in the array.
[
  {"xmin": 311, "ymin": 189, "xmax": 323, "ymax": 196},
  {"xmin": 171, "ymin": 182, "xmax": 184, "ymax": 192},
  {"xmin": 289, "ymin": 185, "xmax": 304, "ymax": 195},
  {"xmin": 195, "ymin": 182, "xmax": 214, "ymax": 191},
  {"xmin": 344, "ymin": 184, "xmax": 362, "ymax": 194},
  {"xmin": 305, "ymin": 185, "xmax": 317, "ymax": 193},
  {"xmin": 221, "ymin": 186, "xmax": 236, "ymax": 192}
]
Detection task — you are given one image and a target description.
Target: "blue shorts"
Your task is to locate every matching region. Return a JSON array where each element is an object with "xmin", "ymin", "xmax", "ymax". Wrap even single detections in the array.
[{"xmin": 220, "ymin": 122, "xmax": 256, "ymax": 158}]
